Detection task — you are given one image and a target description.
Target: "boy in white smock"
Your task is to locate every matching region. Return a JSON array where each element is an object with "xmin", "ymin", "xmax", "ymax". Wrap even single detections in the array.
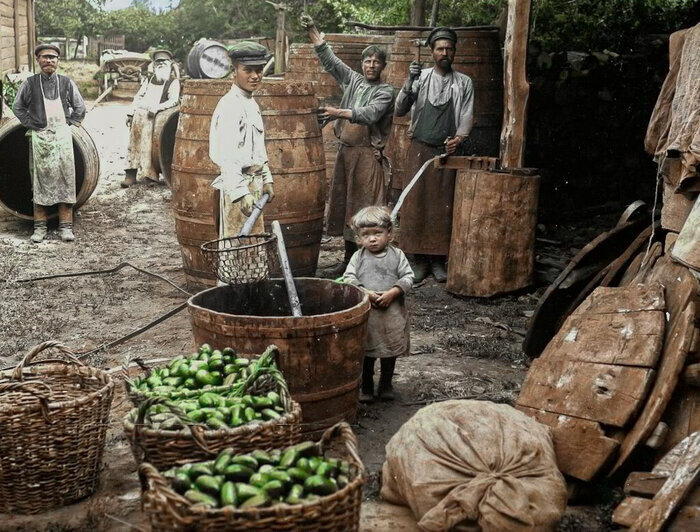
[{"xmin": 343, "ymin": 207, "xmax": 414, "ymax": 402}]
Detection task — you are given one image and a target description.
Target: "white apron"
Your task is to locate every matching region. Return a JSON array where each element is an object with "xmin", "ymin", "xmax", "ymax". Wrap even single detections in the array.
[{"xmin": 30, "ymin": 77, "xmax": 76, "ymax": 206}]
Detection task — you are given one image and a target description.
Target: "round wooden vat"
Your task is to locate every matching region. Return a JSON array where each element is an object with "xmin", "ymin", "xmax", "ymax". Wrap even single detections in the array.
[
  {"xmin": 0, "ymin": 118, "xmax": 100, "ymax": 220},
  {"xmin": 188, "ymin": 278, "xmax": 371, "ymax": 438},
  {"xmin": 447, "ymin": 169, "xmax": 540, "ymax": 297},
  {"xmin": 171, "ymin": 79, "xmax": 326, "ymax": 290},
  {"xmin": 385, "ymin": 29, "xmax": 503, "ymax": 190}
]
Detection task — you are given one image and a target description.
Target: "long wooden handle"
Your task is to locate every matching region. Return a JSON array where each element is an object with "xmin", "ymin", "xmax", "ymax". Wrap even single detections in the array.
[
  {"xmin": 237, "ymin": 193, "xmax": 270, "ymax": 237},
  {"xmin": 271, "ymin": 221, "xmax": 303, "ymax": 317}
]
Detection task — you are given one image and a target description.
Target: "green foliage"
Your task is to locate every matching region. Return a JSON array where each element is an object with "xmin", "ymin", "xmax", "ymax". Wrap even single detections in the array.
[{"xmin": 35, "ymin": 0, "xmax": 105, "ymax": 39}]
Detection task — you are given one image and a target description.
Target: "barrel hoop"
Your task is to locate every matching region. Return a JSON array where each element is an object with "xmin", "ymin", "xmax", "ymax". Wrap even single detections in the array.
[
  {"xmin": 260, "ymin": 109, "xmax": 318, "ymax": 117},
  {"xmin": 272, "ymin": 164, "xmax": 326, "ymax": 175},
  {"xmin": 292, "ymin": 377, "xmax": 362, "ymax": 403},
  {"xmin": 175, "ymin": 130, "xmax": 322, "ymax": 142},
  {"xmin": 266, "ymin": 209, "xmax": 325, "ymax": 223},
  {"xmin": 299, "ymin": 411, "xmax": 355, "ymax": 434},
  {"xmin": 171, "ymin": 164, "xmax": 217, "ymax": 175}
]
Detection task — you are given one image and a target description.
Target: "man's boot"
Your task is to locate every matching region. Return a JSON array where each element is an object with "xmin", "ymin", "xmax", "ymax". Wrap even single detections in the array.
[
  {"xmin": 330, "ymin": 240, "xmax": 357, "ymax": 278},
  {"xmin": 30, "ymin": 221, "xmax": 47, "ymax": 243},
  {"xmin": 58, "ymin": 203, "xmax": 75, "ymax": 242},
  {"xmin": 377, "ymin": 357, "xmax": 397, "ymax": 401},
  {"xmin": 360, "ymin": 356, "xmax": 375, "ymax": 403},
  {"xmin": 121, "ymin": 169, "xmax": 137, "ymax": 188},
  {"xmin": 409, "ymin": 254, "xmax": 430, "ymax": 283},
  {"xmin": 430, "ymin": 257, "xmax": 448, "ymax": 283}
]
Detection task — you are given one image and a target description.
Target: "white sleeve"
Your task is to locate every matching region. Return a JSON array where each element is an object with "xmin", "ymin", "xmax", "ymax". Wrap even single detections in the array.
[{"xmin": 209, "ymin": 97, "xmax": 249, "ymax": 202}]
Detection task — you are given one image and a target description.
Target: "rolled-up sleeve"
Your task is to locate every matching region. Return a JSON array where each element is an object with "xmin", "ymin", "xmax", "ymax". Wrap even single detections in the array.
[
  {"xmin": 395, "ymin": 79, "xmax": 418, "ymax": 117},
  {"xmin": 67, "ymin": 79, "xmax": 85, "ymax": 124},
  {"xmin": 351, "ymin": 85, "xmax": 394, "ymax": 126},
  {"xmin": 315, "ymin": 42, "xmax": 356, "ymax": 88},
  {"xmin": 456, "ymin": 78, "xmax": 474, "ymax": 137}
]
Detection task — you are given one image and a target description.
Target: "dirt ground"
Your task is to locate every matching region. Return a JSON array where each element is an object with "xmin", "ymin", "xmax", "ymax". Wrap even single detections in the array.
[{"xmin": 0, "ymin": 101, "xmax": 622, "ymax": 530}]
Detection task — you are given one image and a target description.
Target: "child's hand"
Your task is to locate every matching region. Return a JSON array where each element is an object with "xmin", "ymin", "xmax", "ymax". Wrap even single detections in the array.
[
  {"xmin": 367, "ymin": 291, "xmax": 381, "ymax": 304},
  {"xmin": 374, "ymin": 287, "xmax": 401, "ymax": 308}
]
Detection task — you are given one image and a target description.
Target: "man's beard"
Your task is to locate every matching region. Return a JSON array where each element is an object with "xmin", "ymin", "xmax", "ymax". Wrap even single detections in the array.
[
  {"xmin": 437, "ymin": 58, "xmax": 452, "ymax": 70},
  {"xmin": 152, "ymin": 65, "xmax": 171, "ymax": 84}
]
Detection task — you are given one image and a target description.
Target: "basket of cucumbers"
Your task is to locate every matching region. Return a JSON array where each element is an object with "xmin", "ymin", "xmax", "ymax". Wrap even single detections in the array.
[
  {"xmin": 124, "ymin": 349, "xmax": 301, "ymax": 469},
  {"xmin": 139, "ymin": 422, "xmax": 364, "ymax": 531},
  {"xmin": 0, "ymin": 341, "xmax": 115, "ymax": 514},
  {"xmin": 125, "ymin": 343, "xmax": 280, "ymax": 407}
]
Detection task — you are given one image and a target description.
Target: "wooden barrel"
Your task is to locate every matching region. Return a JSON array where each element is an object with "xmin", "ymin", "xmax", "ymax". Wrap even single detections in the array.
[
  {"xmin": 111, "ymin": 80, "xmax": 141, "ymax": 100},
  {"xmin": 384, "ymin": 29, "xmax": 503, "ymax": 192},
  {"xmin": 171, "ymin": 79, "xmax": 326, "ymax": 290},
  {"xmin": 151, "ymin": 106, "xmax": 179, "ymax": 186},
  {"xmin": 0, "ymin": 118, "xmax": 100, "ymax": 220},
  {"xmin": 447, "ymin": 169, "xmax": 540, "ymax": 297},
  {"xmin": 286, "ymin": 34, "xmax": 394, "ymax": 102},
  {"xmin": 186, "ymin": 39, "xmax": 232, "ymax": 79},
  {"xmin": 188, "ymin": 278, "xmax": 371, "ymax": 438}
]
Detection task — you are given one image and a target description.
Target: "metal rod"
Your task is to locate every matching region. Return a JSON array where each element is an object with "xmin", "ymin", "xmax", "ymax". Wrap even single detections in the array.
[
  {"xmin": 346, "ymin": 21, "xmax": 498, "ymax": 32},
  {"xmin": 271, "ymin": 220, "xmax": 303, "ymax": 317},
  {"xmin": 391, "ymin": 154, "xmax": 445, "ymax": 221}
]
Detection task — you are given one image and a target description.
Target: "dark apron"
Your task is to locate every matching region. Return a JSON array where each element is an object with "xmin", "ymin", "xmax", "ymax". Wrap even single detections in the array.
[{"xmin": 398, "ymin": 94, "xmax": 457, "ymax": 256}]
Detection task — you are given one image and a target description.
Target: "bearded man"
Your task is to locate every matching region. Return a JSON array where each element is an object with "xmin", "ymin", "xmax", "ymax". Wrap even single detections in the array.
[{"xmin": 122, "ymin": 49, "xmax": 180, "ymax": 187}]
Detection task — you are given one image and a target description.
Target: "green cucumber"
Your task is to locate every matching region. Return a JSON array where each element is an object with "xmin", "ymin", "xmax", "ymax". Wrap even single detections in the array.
[
  {"xmin": 195, "ymin": 474, "xmax": 222, "ymax": 497},
  {"xmin": 249, "ymin": 472, "xmax": 270, "ymax": 488},
  {"xmin": 240, "ymin": 493, "xmax": 270, "ymax": 509},
  {"xmin": 224, "ymin": 464, "xmax": 255, "ymax": 482},
  {"xmin": 251, "ymin": 450, "xmax": 273, "ymax": 465},
  {"xmin": 268, "ymin": 470, "xmax": 292, "ymax": 487},
  {"xmin": 231, "ymin": 455, "xmax": 258, "ymax": 470},
  {"xmin": 316, "ymin": 462, "xmax": 337, "ymax": 478},
  {"xmin": 187, "ymin": 464, "xmax": 213, "ymax": 480},
  {"xmin": 304, "ymin": 475, "xmax": 337, "ymax": 496},
  {"xmin": 184, "ymin": 489, "xmax": 217, "ymax": 507},
  {"xmin": 262, "ymin": 479, "xmax": 284, "ymax": 498},
  {"xmin": 220, "ymin": 481, "xmax": 238, "ymax": 507},
  {"xmin": 261, "ymin": 408, "xmax": 282, "ymax": 421},
  {"xmin": 223, "ymin": 347, "xmax": 236, "ymax": 356},
  {"xmin": 266, "ymin": 391, "xmax": 281, "ymax": 406},
  {"xmin": 293, "ymin": 441, "xmax": 318, "ymax": 458},
  {"xmin": 287, "ymin": 467, "xmax": 310, "ymax": 483},
  {"xmin": 172, "ymin": 473, "xmax": 191, "ymax": 494},
  {"xmin": 206, "ymin": 417, "xmax": 228, "ymax": 430},
  {"xmin": 214, "ymin": 453, "xmax": 232, "ymax": 474},
  {"xmin": 296, "ymin": 458, "xmax": 311, "ymax": 472},
  {"xmin": 258, "ymin": 464, "xmax": 275, "ymax": 474},
  {"xmin": 337, "ymin": 474, "xmax": 350, "ymax": 489},
  {"xmin": 235, "ymin": 483, "xmax": 262, "ymax": 502},
  {"xmin": 285, "ymin": 484, "xmax": 305, "ymax": 504},
  {"xmin": 279, "ymin": 449, "xmax": 298, "ymax": 468}
]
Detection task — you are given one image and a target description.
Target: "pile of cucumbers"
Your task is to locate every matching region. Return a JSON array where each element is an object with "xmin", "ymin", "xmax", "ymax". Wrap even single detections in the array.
[
  {"xmin": 130, "ymin": 390, "xmax": 288, "ymax": 431},
  {"xmin": 164, "ymin": 441, "xmax": 354, "ymax": 509},
  {"xmin": 130, "ymin": 344, "xmax": 269, "ymax": 397}
]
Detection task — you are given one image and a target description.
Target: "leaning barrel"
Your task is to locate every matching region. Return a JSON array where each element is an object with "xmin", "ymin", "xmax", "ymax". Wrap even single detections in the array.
[
  {"xmin": 151, "ymin": 106, "xmax": 179, "ymax": 186},
  {"xmin": 186, "ymin": 39, "xmax": 232, "ymax": 79},
  {"xmin": 384, "ymin": 28, "xmax": 503, "ymax": 191},
  {"xmin": 0, "ymin": 118, "xmax": 100, "ymax": 219},
  {"xmin": 171, "ymin": 79, "xmax": 326, "ymax": 290},
  {"xmin": 188, "ymin": 278, "xmax": 370, "ymax": 438},
  {"xmin": 256, "ymin": 79, "xmax": 326, "ymax": 277}
]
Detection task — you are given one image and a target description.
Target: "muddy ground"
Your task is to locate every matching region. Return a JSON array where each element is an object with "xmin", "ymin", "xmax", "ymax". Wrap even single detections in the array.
[{"xmin": 0, "ymin": 101, "xmax": 623, "ymax": 530}]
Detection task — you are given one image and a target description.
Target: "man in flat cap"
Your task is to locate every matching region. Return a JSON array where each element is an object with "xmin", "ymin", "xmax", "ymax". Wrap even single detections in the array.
[
  {"xmin": 14, "ymin": 44, "xmax": 86, "ymax": 243},
  {"xmin": 301, "ymin": 14, "xmax": 395, "ymax": 276},
  {"xmin": 209, "ymin": 42, "xmax": 274, "ymax": 238},
  {"xmin": 395, "ymin": 27, "xmax": 474, "ymax": 282},
  {"xmin": 122, "ymin": 49, "xmax": 180, "ymax": 187}
]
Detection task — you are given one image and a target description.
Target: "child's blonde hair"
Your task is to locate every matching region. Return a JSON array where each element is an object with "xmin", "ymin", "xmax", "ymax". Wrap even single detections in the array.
[{"xmin": 350, "ymin": 206, "xmax": 393, "ymax": 234}]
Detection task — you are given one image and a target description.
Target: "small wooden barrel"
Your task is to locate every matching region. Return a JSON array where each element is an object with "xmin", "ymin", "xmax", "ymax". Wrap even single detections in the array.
[
  {"xmin": 151, "ymin": 106, "xmax": 179, "ymax": 185},
  {"xmin": 447, "ymin": 168, "xmax": 540, "ymax": 297},
  {"xmin": 112, "ymin": 80, "xmax": 141, "ymax": 100}
]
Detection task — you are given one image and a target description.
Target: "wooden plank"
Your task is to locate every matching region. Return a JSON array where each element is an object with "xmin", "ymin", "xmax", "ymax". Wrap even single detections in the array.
[
  {"xmin": 540, "ymin": 310, "xmax": 665, "ymax": 367},
  {"xmin": 600, "ymin": 222, "xmax": 661, "ymax": 287},
  {"xmin": 571, "ymin": 283, "xmax": 665, "ymax": 316},
  {"xmin": 625, "ymin": 472, "xmax": 700, "ymax": 505},
  {"xmin": 14, "ymin": 0, "xmax": 20, "ymax": 70},
  {"xmin": 684, "ymin": 364, "xmax": 700, "ymax": 387},
  {"xmin": 516, "ymin": 405, "xmax": 618, "ymax": 481},
  {"xmin": 499, "ymin": 0, "xmax": 531, "ymax": 169},
  {"xmin": 434, "ymin": 155, "xmax": 499, "ymax": 170},
  {"xmin": 611, "ymin": 303, "xmax": 695, "ymax": 474},
  {"xmin": 625, "ymin": 241, "xmax": 663, "ymax": 286},
  {"xmin": 659, "ymin": 386, "xmax": 700, "ymax": 458},
  {"xmin": 523, "ymin": 217, "xmax": 650, "ymax": 358},
  {"xmin": 645, "ymin": 255, "xmax": 700, "ymax": 322},
  {"xmin": 517, "ymin": 357, "xmax": 655, "ymax": 426},
  {"xmin": 631, "ymin": 432, "xmax": 700, "ymax": 531},
  {"xmin": 614, "ymin": 497, "xmax": 700, "ymax": 530}
]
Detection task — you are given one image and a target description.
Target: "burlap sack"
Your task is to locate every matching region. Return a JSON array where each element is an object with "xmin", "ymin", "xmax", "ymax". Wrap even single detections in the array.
[{"xmin": 381, "ymin": 400, "xmax": 567, "ymax": 531}]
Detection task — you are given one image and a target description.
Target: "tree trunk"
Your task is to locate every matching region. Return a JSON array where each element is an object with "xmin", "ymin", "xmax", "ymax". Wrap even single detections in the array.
[
  {"xmin": 410, "ymin": 0, "xmax": 426, "ymax": 26},
  {"xmin": 429, "ymin": 0, "xmax": 439, "ymax": 27}
]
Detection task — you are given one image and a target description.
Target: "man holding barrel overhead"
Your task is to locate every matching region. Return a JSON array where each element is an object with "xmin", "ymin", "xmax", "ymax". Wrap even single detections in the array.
[
  {"xmin": 122, "ymin": 49, "xmax": 180, "ymax": 188},
  {"xmin": 209, "ymin": 42, "xmax": 275, "ymax": 238},
  {"xmin": 13, "ymin": 44, "xmax": 86, "ymax": 244},
  {"xmin": 395, "ymin": 27, "xmax": 474, "ymax": 282},
  {"xmin": 300, "ymin": 14, "xmax": 395, "ymax": 277}
]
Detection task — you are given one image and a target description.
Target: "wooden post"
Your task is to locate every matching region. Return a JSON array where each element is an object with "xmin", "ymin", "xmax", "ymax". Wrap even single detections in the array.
[
  {"xmin": 26, "ymin": 0, "xmax": 35, "ymax": 71},
  {"xmin": 266, "ymin": 1, "xmax": 288, "ymax": 75},
  {"xmin": 13, "ymin": 0, "xmax": 21, "ymax": 71},
  {"xmin": 499, "ymin": 0, "xmax": 532, "ymax": 169}
]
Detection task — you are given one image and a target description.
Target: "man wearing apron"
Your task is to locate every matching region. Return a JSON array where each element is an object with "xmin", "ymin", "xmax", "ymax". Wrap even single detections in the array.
[
  {"xmin": 395, "ymin": 28, "xmax": 474, "ymax": 282},
  {"xmin": 209, "ymin": 42, "xmax": 275, "ymax": 239},
  {"xmin": 301, "ymin": 15, "xmax": 395, "ymax": 276},
  {"xmin": 14, "ymin": 44, "xmax": 86, "ymax": 243}
]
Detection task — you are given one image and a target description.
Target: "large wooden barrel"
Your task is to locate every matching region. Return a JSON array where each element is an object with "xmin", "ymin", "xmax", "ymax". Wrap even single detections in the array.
[
  {"xmin": 447, "ymin": 169, "xmax": 540, "ymax": 297},
  {"xmin": 257, "ymin": 79, "xmax": 327, "ymax": 276},
  {"xmin": 384, "ymin": 29, "xmax": 503, "ymax": 192},
  {"xmin": 188, "ymin": 278, "xmax": 370, "ymax": 438},
  {"xmin": 171, "ymin": 79, "xmax": 326, "ymax": 290},
  {"xmin": 0, "ymin": 118, "xmax": 100, "ymax": 220}
]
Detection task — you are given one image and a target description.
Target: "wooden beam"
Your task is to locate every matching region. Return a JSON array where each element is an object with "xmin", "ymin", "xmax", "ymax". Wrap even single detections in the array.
[
  {"xmin": 13, "ymin": 0, "xmax": 19, "ymax": 71},
  {"xmin": 499, "ymin": 0, "xmax": 531, "ymax": 169},
  {"xmin": 26, "ymin": 0, "xmax": 34, "ymax": 71}
]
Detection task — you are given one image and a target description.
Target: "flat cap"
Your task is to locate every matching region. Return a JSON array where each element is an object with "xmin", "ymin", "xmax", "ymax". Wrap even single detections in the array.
[
  {"xmin": 426, "ymin": 27, "xmax": 458, "ymax": 47},
  {"xmin": 34, "ymin": 44, "xmax": 60, "ymax": 57},
  {"xmin": 228, "ymin": 41, "xmax": 271, "ymax": 66},
  {"xmin": 151, "ymin": 49, "xmax": 173, "ymax": 61}
]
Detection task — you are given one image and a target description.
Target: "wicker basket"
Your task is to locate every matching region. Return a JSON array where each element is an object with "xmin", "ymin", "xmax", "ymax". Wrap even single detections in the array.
[
  {"xmin": 0, "ymin": 341, "xmax": 115, "ymax": 514},
  {"xmin": 139, "ymin": 422, "xmax": 364, "ymax": 531},
  {"xmin": 124, "ymin": 395, "xmax": 302, "ymax": 470}
]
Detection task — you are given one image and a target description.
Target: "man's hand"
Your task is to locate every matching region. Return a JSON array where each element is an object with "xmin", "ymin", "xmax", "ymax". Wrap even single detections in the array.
[
  {"xmin": 374, "ymin": 287, "xmax": 402, "ymax": 308},
  {"xmin": 126, "ymin": 115, "xmax": 132, "ymax": 127},
  {"xmin": 301, "ymin": 14, "xmax": 323, "ymax": 45},
  {"xmin": 300, "ymin": 14, "xmax": 314, "ymax": 29},
  {"xmin": 445, "ymin": 136, "xmax": 463, "ymax": 155},
  {"xmin": 373, "ymin": 148, "xmax": 382, "ymax": 161},
  {"xmin": 239, "ymin": 194, "xmax": 255, "ymax": 217},
  {"xmin": 409, "ymin": 61, "xmax": 422, "ymax": 80},
  {"xmin": 262, "ymin": 184, "xmax": 275, "ymax": 202},
  {"xmin": 318, "ymin": 106, "xmax": 337, "ymax": 121}
]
